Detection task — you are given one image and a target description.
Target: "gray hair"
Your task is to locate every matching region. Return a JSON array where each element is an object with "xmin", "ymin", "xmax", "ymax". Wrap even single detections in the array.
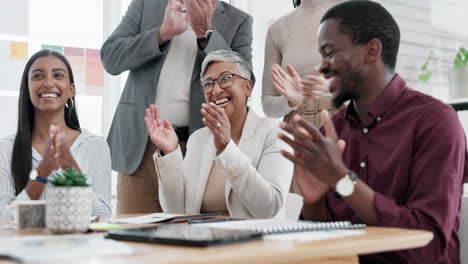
[{"xmin": 200, "ymin": 50, "xmax": 252, "ymax": 81}]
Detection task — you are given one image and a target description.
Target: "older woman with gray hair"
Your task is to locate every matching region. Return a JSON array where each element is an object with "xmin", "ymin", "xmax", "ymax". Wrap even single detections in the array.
[{"xmin": 144, "ymin": 50, "xmax": 293, "ymax": 218}]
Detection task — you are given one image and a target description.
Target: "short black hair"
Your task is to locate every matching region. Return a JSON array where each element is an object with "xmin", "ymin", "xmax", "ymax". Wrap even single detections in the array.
[{"xmin": 321, "ymin": 0, "xmax": 400, "ymax": 72}]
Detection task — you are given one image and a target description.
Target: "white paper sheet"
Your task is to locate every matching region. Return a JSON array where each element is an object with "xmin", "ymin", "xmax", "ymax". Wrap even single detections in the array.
[
  {"xmin": 0, "ymin": 234, "xmax": 135, "ymax": 262},
  {"xmin": 115, "ymin": 213, "xmax": 183, "ymax": 224},
  {"xmin": 192, "ymin": 219, "xmax": 366, "ymax": 242},
  {"xmin": 264, "ymin": 229, "xmax": 366, "ymax": 242}
]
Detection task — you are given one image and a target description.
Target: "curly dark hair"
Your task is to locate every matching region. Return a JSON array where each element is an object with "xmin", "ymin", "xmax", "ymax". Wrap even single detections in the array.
[{"xmin": 321, "ymin": 0, "xmax": 400, "ymax": 72}]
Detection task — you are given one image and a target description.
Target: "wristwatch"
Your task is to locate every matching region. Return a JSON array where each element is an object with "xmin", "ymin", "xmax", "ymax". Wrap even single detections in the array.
[
  {"xmin": 29, "ymin": 169, "xmax": 47, "ymax": 184},
  {"xmin": 335, "ymin": 170, "xmax": 358, "ymax": 197},
  {"xmin": 197, "ymin": 29, "xmax": 214, "ymax": 46}
]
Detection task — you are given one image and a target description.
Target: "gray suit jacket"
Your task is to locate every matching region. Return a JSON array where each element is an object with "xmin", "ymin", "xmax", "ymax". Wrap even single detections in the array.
[{"xmin": 101, "ymin": 0, "xmax": 253, "ymax": 174}]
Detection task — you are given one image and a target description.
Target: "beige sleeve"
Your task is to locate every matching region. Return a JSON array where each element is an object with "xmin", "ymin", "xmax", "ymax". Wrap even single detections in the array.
[{"xmin": 261, "ymin": 25, "xmax": 298, "ymax": 118}]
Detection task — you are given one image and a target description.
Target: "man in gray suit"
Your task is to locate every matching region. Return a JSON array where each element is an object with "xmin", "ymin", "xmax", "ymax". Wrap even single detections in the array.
[{"xmin": 101, "ymin": 0, "xmax": 253, "ymax": 214}]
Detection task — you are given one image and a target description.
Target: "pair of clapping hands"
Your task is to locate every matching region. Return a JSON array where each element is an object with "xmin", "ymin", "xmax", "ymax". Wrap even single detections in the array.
[
  {"xmin": 271, "ymin": 63, "xmax": 330, "ymax": 107},
  {"xmin": 273, "ymin": 64, "xmax": 348, "ymax": 204},
  {"xmin": 145, "ymin": 103, "xmax": 230, "ymax": 155},
  {"xmin": 160, "ymin": 0, "xmax": 217, "ymax": 42},
  {"xmin": 37, "ymin": 125, "xmax": 80, "ymax": 179}
]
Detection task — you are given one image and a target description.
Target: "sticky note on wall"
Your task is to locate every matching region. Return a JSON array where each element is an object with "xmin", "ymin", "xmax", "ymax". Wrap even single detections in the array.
[{"xmin": 10, "ymin": 41, "xmax": 28, "ymax": 60}]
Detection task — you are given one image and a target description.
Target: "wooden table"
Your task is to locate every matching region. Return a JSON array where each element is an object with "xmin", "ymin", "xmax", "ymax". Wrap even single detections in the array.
[{"xmin": 0, "ymin": 218, "xmax": 433, "ymax": 264}]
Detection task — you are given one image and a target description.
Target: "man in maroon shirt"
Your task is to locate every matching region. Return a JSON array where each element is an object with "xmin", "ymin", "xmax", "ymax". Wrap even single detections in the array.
[{"xmin": 278, "ymin": 1, "xmax": 468, "ymax": 263}]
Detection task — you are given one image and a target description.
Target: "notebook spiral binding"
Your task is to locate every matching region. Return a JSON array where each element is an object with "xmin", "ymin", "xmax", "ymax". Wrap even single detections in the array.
[
  {"xmin": 172, "ymin": 212, "xmax": 223, "ymax": 220},
  {"xmin": 253, "ymin": 221, "xmax": 366, "ymax": 235}
]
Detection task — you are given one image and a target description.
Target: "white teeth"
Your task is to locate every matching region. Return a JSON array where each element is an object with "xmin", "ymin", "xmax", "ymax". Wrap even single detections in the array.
[
  {"xmin": 215, "ymin": 98, "xmax": 229, "ymax": 106},
  {"xmin": 41, "ymin": 93, "xmax": 58, "ymax": 98}
]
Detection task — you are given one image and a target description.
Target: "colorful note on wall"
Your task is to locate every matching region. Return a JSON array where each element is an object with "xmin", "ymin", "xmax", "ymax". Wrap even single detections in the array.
[
  {"xmin": 85, "ymin": 49, "xmax": 104, "ymax": 96},
  {"xmin": 64, "ymin": 47, "xmax": 85, "ymax": 94},
  {"xmin": 41, "ymin": 44, "xmax": 63, "ymax": 54},
  {"xmin": 0, "ymin": 40, "xmax": 28, "ymax": 91},
  {"xmin": 10, "ymin": 41, "xmax": 28, "ymax": 60}
]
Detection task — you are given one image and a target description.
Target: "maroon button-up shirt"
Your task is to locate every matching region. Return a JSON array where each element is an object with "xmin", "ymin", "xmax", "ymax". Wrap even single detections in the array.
[{"xmin": 302, "ymin": 74, "xmax": 468, "ymax": 263}]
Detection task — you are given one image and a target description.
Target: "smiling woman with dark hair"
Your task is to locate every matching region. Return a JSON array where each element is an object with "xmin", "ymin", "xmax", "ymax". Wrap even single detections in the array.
[
  {"xmin": 145, "ymin": 50, "xmax": 293, "ymax": 218},
  {"xmin": 0, "ymin": 49, "xmax": 111, "ymax": 218}
]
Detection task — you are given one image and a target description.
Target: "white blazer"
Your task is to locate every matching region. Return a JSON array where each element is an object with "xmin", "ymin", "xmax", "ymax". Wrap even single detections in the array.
[{"xmin": 154, "ymin": 110, "xmax": 293, "ymax": 218}]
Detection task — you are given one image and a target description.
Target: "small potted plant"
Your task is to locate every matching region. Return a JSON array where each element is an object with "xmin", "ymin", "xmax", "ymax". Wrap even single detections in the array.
[
  {"xmin": 449, "ymin": 47, "xmax": 468, "ymax": 100},
  {"xmin": 46, "ymin": 167, "xmax": 92, "ymax": 234}
]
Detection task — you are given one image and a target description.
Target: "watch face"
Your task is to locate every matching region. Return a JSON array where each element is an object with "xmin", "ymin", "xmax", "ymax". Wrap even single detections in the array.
[
  {"xmin": 29, "ymin": 169, "xmax": 38, "ymax": 180},
  {"xmin": 336, "ymin": 176, "xmax": 354, "ymax": 197}
]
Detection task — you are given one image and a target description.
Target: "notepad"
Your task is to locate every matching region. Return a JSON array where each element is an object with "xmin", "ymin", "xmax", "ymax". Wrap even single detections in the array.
[
  {"xmin": 115, "ymin": 212, "xmax": 222, "ymax": 224},
  {"xmin": 192, "ymin": 219, "xmax": 366, "ymax": 235}
]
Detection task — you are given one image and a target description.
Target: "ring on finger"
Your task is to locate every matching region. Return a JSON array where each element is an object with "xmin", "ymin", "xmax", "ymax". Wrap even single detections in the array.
[{"xmin": 215, "ymin": 122, "xmax": 221, "ymax": 129}]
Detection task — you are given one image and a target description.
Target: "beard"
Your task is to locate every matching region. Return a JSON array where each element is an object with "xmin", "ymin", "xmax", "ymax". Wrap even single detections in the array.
[
  {"xmin": 332, "ymin": 89, "xmax": 353, "ymax": 108},
  {"xmin": 331, "ymin": 68, "xmax": 363, "ymax": 108}
]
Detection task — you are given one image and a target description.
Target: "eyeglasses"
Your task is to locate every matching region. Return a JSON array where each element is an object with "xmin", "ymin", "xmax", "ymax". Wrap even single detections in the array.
[{"xmin": 201, "ymin": 73, "xmax": 247, "ymax": 94}]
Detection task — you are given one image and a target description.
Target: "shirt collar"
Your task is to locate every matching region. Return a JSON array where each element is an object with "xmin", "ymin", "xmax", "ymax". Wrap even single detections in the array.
[{"xmin": 345, "ymin": 74, "xmax": 407, "ymax": 125}]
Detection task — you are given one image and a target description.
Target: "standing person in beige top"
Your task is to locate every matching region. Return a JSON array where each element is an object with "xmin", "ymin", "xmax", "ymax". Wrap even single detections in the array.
[
  {"xmin": 262, "ymin": 0, "xmax": 341, "ymax": 195},
  {"xmin": 101, "ymin": 0, "xmax": 253, "ymax": 214},
  {"xmin": 145, "ymin": 50, "xmax": 293, "ymax": 218}
]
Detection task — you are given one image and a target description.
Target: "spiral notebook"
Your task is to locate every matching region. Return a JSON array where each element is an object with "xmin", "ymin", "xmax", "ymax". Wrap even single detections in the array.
[
  {"xmin": 116, "ymin": 212, "xmax": 223, "ymax": 224},
  {"xmin": 192, "ymin": 219, "xmax": 366, "ymax": 235}
]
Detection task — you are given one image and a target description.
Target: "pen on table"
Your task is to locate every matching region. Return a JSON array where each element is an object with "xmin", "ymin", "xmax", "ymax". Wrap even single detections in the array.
[{"xmin": 188, "ymin": 218, "xmax": 243, "ymax": 224}]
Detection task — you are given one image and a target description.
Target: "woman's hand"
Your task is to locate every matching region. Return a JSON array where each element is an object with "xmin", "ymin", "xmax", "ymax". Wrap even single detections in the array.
[
  {"xmin": 271, "ymin": 64, "xmax": 304, "ymax": 107},
  {"xmin": 36, "ymin": 126, "xmax": 59, "ymax": 178},
  {"xmin": 201, "ymin": 103, "xmax": 231, "ymax": 154},
  {"xmin": 144, "ymin": 104, "xmax": 179, "ymax": 155},
  {"xmin": 52, "ymin": 126, "xmax": 81, "ymax": 172},
  {"xmin": 301, "ymin": 71, "xmax": 330, "ymax": 99}
]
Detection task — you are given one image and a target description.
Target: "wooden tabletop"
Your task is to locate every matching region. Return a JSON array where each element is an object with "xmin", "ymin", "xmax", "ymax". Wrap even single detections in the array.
[{"xmin": 0, "ymin": 217, "xmax": 433, "ymax": 264}]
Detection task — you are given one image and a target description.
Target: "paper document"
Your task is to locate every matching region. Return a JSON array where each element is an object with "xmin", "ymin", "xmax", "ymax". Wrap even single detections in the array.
[
  {"xmin": 192, "ymin": 219, "xmax": 366, "ymax": 242},
  {"xmin": 116, "ymin": 213, "xmax": 183, "ymax": 224},
  {"xmin": 265, "ymin": 229, "xmax": 365, "ymax": 242},
  {"xmin": 0, "ymin": 234, "xmax": 135, "ymax": 262}
]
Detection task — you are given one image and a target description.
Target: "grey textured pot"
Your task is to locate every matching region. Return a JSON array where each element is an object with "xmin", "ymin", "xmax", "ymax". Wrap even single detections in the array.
[
  {"xmin": 46, "ymin": 186, "xmax": 92, "ymax": 234},
  {"xmin": 449, "ymin": 67, "xmax": 468, "ymax": 100}
]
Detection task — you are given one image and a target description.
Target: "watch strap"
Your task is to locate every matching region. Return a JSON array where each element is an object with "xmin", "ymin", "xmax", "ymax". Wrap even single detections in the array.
[
  {"xmin": 197, "ymin": 29, "xmax": 213, "ymax": 48},
  {"xmin": 35, "ymin": 175, "xmax": 48, "ymax": 184}
]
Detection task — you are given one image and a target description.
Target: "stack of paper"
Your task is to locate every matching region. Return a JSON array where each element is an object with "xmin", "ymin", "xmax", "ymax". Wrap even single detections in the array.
[{"xmin": 0, "ymin": 235, "xmax": 135, "ymax": 262}]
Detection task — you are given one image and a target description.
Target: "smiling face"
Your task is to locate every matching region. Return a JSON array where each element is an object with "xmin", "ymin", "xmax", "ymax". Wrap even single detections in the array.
[
  {"xmin": 317, "ymin": 19, "xmax": 367, "ymax": 108},
  {"xmin": 28, "ymin": 55, "xmax": 75, "ymax": 113},
  {"xmin": 202, "ymin": 61, "xmax": 252, "ymax": 121}
]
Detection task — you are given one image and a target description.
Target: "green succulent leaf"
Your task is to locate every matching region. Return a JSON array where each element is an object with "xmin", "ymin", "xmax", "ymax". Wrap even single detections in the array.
[{"xmin": 49, "ymin": 167, "xmax": 91, "ymax": 187}]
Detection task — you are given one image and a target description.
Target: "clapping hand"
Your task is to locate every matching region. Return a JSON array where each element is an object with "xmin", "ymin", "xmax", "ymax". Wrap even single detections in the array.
[
  {"xmin": 272, "ymin": 64, "xmax": 304, "ymax": 107},
  {"xmin": 201, "ymin": 103, "xmax": 231, "ymax": 154},
  {"xmin": 301, "ymin": 69, "xmax": 330, "ymax": 99},
  {"xmin": 272, "ymin": 64, "xmax": 330, "ymax": 107},
  {"xmin": 278, "ymin": 111, "xmax": 347, "ymax": 203},
  {"xmin": 159, "ymin": 0, "xmax": 190, "ymax": 44},
  {"xmin": 144, "ymin": 104, "xmax": 179, "ymax": 155},
  {"xmin": 37, "ymin": 125, "xmax": 81, "ymax": 178},
  {"xmin": 36, "ymin": 126, "xmax": 59, "ymax": 179},
  {"xmin": 183, "ymin": 0, "xmax": 217, "ymax": 38},
  {"xmin": 52, "ymin": 126, "xmax": 81, "ymax": 173}
]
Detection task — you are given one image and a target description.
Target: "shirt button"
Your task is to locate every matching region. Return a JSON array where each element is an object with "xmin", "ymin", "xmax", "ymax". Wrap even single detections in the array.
[
  {"xmin": 360, "ymin": 162, "xmax": 366, "ymax": 168},
  {"xmin": 377, "ymin": 117, "xmax": 382, "ymax": 122},
  {"xmin": 363, "ymin": 128, "xmax": 368, "ymax": 134}
]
